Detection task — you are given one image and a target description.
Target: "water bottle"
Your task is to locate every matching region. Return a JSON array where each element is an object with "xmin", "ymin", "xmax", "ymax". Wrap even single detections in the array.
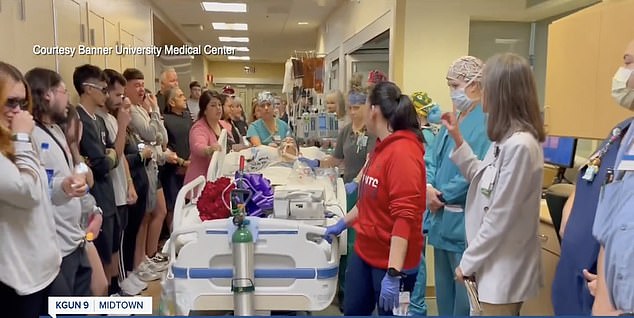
[{"xmin": 40, "ymin": 142, "xmax": 54, "ymax": 197}]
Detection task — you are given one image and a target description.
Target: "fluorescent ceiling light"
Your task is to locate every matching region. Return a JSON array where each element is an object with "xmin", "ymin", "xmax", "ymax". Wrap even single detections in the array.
[
  {"xmin": 201, "ymin": 2, "xmax": 247, "ymax": 13},
  {"xmin": 226, "ymin": 46, "xmax": 249, "ymax": 52},
  {"xmin": 298, "ymin": 22, "xmax": 309, "ymax": 25},
  {"xmin": 219, "ymin": 36, "xmax": 249, "ymax": 43},
  {"xmin": 212, "ymin": 22, "xmax": 248, "ymax": 31},
  {"xmin": 228, "ymin": 56, "xmax": 250, "ymax": 61}
]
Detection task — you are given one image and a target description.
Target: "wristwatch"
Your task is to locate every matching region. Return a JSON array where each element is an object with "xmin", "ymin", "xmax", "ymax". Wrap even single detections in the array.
[
  {"xmin": 387, "ymin": 267, "xmax": 406, "ymax": 278},
  {"xmin": 11, "ymin": 133, "xmax": 31, "ymax": 143}
]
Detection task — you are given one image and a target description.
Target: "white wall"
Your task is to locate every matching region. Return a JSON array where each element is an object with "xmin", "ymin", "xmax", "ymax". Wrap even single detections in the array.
[{"xmin": 317, "ymin": 0, "xmax": 395, "ymax": 56}]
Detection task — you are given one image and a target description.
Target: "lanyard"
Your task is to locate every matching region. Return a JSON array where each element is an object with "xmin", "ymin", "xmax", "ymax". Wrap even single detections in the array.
[{"xmin": 583, "ymin": 127, "xmax": 625, "ymax": 183}]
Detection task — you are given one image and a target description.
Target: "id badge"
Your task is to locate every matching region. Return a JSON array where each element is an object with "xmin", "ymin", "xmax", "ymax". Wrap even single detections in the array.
[
  {"xmin": 272, "ymin": 134, "xmax": 281, "ymax": 142},
  {"xmin": 480, "ymin": 165, "xmax": 498, "ymax": 197},
  {"xmin": 358, "ymin": 135, "xmax": 368, "ymax": 147},
  {"xmin": 392, "ymin": 291, "xmax": 411, "ymax": 316}
]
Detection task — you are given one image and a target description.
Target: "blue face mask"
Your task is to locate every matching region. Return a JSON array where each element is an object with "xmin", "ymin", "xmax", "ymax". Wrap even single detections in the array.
[
  {"xmin": 451, "ymin": 88, "xmax": 472, "ymax": 112},
  {"xmin": 427, "ymin": 105, "xmax": 442, "ymax": 124}
]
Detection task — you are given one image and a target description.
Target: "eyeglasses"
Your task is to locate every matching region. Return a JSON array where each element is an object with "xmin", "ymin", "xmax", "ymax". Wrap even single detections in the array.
[
  {"xmin": 5, "ymin": 98, "xmax": 29, "ymax": 110},
  {"xmin": 82, "ymin": 82, "xmax": 108, "ymax": 95},
  {"xmin": 54, "ymin": 87, "xmax": 69, "ymax": 95}
]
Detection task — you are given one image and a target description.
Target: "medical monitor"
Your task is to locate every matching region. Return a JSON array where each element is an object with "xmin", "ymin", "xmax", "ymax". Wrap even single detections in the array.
[{"xmin": 542, "ymin": 135, "xmax": 577, "ymax": 169}]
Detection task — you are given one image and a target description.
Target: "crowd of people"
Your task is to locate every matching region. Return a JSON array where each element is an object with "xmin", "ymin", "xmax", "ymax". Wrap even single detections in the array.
[{"xmin": 1, "ymin": 39, "xmax": 633, "ymax": 318}]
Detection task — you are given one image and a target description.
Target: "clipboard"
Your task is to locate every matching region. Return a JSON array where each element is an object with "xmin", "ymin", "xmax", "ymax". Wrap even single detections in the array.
[{"xmin": 464, "ymin": 277, "xmax": 483, "ymax": 316}]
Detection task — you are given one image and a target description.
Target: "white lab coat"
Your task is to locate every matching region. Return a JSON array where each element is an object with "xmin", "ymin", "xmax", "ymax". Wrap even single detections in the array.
[{"xmin": 450, "ymin": 131, "xmax": 544, "ymax": 304}]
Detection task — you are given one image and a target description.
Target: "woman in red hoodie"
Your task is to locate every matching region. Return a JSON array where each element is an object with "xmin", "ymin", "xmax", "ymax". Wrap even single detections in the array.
[{"xmin": 325, "ymin": 81, "xmax": 426, "ymax": 315}]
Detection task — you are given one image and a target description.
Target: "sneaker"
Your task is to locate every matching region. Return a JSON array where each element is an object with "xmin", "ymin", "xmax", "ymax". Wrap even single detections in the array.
[
  {"xmin": 119, "ymin": 273, "xmax": 148, "ymax": 296},
  {"xmin": 135, "ymin": 261, "xmax": 162, "ymax": 282},
  {"xmin": 151, "ymin": 253, "xmax": 169, "ymax": 266},
  {"xmin": 145, "ymin": 255, "xmax": 169, "ymax": 272}
]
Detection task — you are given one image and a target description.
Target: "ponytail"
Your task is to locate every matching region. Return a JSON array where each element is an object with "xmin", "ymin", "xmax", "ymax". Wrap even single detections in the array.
[{"xmin": 369, "ymin": 83, "xmax": 423, "ymax": 142}]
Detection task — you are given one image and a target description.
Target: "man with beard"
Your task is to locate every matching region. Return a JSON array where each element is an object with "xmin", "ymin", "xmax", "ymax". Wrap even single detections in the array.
[
  {"xmin": 25, "ymin": 67, "xmax": 96, "ymax": 296},
  {"xmin": 97, "ymin": 69, "xmax": 146, "ymax": 296}
]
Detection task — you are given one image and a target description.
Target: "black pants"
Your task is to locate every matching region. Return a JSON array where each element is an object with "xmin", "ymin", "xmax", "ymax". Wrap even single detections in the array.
[
  {"xmin": 0, "ymin": 280, "xmax": 51, "ymax": 318},
  {"xmin": 123, "ymin": 192, "xmax": 147, "ymax": 273},
  {"xmin": 49, "ymin": 245, "xmax": 93, "ymax": 296}
]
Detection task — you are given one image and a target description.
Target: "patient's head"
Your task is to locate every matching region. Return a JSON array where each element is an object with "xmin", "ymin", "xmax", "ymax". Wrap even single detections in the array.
[{"xmin": 278, "ymin": 137, "xmax": 299, "ymax": 161}]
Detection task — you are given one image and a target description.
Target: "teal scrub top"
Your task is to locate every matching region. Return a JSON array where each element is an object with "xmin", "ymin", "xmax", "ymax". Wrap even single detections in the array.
[
  {"xmin": 426, "ymin": 104, "xmax": 492, "ymax": 253},
  {"xmin": 246, "ymin": 118, "xmax": 291, "ymax": 145},
  {"xmin": 421, "ymin": 126, "xmax": 437, "ymax": 233}
]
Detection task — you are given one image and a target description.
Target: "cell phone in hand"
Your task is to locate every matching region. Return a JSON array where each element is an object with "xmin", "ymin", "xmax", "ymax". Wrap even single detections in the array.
[{"xmin": 439, "ymin": 194, "xmax": 446, "ymax": 203}]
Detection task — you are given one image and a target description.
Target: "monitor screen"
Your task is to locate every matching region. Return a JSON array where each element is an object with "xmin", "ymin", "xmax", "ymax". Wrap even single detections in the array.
[
  {"xmin": 542, "ymin": 136, "xmax": 577, "ymax": 168},
  {"xmin": 319, "ymin": 116, "xmax": 327, "ymax": 130}
]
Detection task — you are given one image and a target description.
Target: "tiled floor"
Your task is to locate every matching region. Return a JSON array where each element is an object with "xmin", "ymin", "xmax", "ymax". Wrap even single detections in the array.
[{"xmin": 143, "ymin": 280, "xmax": 438, "ymax": 316}]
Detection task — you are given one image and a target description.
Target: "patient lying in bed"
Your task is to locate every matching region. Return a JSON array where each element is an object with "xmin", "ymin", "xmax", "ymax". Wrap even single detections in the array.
[{"xmin": 222, "ymin": 137, "xmax": 326, "ymax": 176}]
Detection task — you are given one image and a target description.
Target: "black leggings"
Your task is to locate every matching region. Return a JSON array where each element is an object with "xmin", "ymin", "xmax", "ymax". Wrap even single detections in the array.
[
  {"xmin": 122, "ymin": 189, "xmax": 147, "ymax": 273},
  {"xmin": 0, "ymin": 281, "xmax": 51, "ymax": 318}
]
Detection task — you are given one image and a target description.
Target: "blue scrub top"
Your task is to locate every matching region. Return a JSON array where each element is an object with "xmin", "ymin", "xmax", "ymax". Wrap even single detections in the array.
[
  {"xmin": 592, "ymin": 124, "xmax": 634, "ymax": 313},
  {"xmin": 246, "ymin": 118, "xmax": 291, "ymax": 145},
  {"xmin": 426, "ymin": 105, "xmax": 492, "ymax": 253},
  {"xmin": 552, "ymin": 118, "xmax": 632, "ymax": 315}
]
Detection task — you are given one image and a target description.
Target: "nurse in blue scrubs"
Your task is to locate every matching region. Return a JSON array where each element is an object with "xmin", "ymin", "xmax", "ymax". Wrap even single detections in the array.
[
  {"xmin": 408, "ymin": 91, "xmax": 441, "ymax": 316},
  {"xmin": 246, "ymin": 91, "xmax": 291, "ymax": 146},
  {"xmin": 554, "ymin": 40, "xmax": 634, "ymax": 316},
  {"xmin": 552, "ymin": 40, "xmax": 634, "ymax": 316},
  {"xmin": 425, "ymin": 56, "xmax": 492, "ymax": 316}
]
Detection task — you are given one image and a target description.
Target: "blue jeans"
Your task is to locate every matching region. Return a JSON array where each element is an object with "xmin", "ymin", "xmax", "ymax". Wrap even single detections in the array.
[{"xmin": 344, "ymin": 250, "xmax": 417, "ymax": 316}]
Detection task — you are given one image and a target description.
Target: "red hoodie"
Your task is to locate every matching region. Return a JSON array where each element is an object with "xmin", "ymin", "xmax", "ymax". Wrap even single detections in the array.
[{"xmin": 353, "ymin": 130, "xmax": 426, "ymax": 270}]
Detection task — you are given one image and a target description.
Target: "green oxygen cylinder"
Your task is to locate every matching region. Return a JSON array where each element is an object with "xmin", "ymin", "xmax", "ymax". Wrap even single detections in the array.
[
  {"xmin": 231, "ymin": 216, "xmax": 255, "ymax": 315},
  {"xmin": 230, "ymin": 161, "xmax": 255, "ymax": 316}
]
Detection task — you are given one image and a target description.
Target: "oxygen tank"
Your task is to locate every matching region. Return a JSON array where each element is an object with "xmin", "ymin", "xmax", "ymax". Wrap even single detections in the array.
[{"xmin": 231, "ymin": 155, "xmax": 255, "ymax": 316}]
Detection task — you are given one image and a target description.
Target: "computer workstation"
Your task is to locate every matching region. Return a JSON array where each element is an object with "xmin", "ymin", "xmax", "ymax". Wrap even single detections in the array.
[{"xmin": 542, "ymin": 135, "xmax": 578, "ymax": 185}]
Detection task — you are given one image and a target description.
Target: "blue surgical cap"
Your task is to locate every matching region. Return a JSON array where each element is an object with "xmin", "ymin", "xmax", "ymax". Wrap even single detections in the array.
[{"xmin": 348, "ymin": 92, "xmax": 366, "ymax": 106}]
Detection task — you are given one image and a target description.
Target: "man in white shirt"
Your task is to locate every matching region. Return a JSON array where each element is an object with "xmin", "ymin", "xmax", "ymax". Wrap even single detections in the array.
[{"xmin": 187, "ymin": 81, "xmax": 201, "ymax": 121}]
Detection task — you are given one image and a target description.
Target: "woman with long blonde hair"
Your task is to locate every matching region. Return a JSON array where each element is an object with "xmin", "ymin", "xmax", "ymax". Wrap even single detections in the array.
[{"xmin": 0, "ymin": 61, "xmax": 61, "ymax": 318}]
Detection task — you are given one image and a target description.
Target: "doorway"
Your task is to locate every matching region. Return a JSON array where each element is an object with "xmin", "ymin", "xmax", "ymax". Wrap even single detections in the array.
[
  {"xmin": 213, "ymin": 83, "xmax": 283, "ymax": 122},
  {"xmin": 344, "ymin": 30, "xmax": 390, "ymax": 92}
]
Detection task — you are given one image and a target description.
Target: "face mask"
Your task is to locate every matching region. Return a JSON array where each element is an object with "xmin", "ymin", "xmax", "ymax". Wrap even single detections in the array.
[
  {"xmin": 451, "ymin": 88, "xmax": 474, "ymax": 112},
  {"xmin": 427, "ymin": 105, "xmax": 442, "ymax": 124},
  {"xmin": 612, "ymin": 67, "xmax": 634, "ymax": 110}
]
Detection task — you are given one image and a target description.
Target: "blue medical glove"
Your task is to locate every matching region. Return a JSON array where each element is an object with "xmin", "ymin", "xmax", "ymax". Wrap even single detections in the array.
[
  {"xmin": 379, "ymin": 273, "xmax": 401, "ymax": 312},
  {"xmin": 324, "ymin": 219, "xmax": 347, "ymax": 244},
  {"xmin": 298, "ymin": 157, "xmax": 319, "ymax": 169},
  {"xmin": 344, "ymin": 181, "xmax": 358, "ymax": 194}
]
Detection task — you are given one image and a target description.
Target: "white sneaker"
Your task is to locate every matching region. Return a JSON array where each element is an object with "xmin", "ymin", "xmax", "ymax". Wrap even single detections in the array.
[
  {"xmin": 149, "ymin": 253, "xmax": 169, "ymax": 271},
  {"xmin": 119, "ymin": 273, "xmax": 148, "ymax": 295},
  {"xmin": 135, "ymin": 260, "xmax": 162, "ymax": 282},
  {"xmin": 144, "ymin": 255, "xmax": 168, "ymax": 272}
]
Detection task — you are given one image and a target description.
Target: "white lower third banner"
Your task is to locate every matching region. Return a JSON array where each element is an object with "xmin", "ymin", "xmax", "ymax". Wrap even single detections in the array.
[{"xmin": 48, "ymin": 296, "xmax": 152, "ymax": 317}]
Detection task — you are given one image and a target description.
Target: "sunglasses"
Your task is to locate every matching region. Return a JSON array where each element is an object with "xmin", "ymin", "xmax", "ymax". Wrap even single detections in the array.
[
  {"xmin": 83, "ymin": 82, "xmax": 109, "ymax": 95},
  {"xmin": 5, "ymin": 98, "xmax": 29, "ymax": 110}
]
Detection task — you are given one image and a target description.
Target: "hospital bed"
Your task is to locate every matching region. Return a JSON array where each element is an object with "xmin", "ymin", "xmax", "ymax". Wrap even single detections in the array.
[{"xmin": 160, "ymin": 130, "xmax": 347, "ymax": 315}]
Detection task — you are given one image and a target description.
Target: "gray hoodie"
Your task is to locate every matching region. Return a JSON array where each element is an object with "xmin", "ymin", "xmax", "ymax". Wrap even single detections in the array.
[
  {"xmin": 0, "ymin": 138, "xmax": 61, "ymax": 295},
  {"xmin": 32, "ymin": 124, "xmax": 85, "ymax": 256}
]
